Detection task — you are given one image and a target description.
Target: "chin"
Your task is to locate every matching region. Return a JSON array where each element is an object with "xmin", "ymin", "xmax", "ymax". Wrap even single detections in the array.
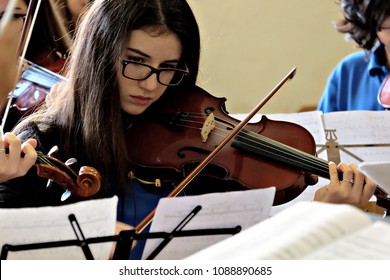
[{"xmin": 123, "ymin": 105, "xmax": 148, "ymax": 116}]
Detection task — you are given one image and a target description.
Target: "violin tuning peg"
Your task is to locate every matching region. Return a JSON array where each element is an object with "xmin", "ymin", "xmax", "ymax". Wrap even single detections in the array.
[
  {"xmin": 61, "ymin": 189, "xmax": 71, "ymax": 201},
  {"xmin": 48, "ymin": 145, "xmax": 59, "ymax": 156},
  {"xmin": 65, "ymin": 158, "xmax": 77, "ymax": 166}
]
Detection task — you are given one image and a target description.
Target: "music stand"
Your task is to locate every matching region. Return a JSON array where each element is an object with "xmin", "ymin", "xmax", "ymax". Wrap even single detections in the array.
[{"xmin": 1, "ymin": 206, "xmax": 241, "ymax": 260}]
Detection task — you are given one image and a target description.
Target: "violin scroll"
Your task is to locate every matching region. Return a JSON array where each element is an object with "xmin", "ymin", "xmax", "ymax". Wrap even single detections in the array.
[
  {"xmin": 35, "ymin": 151, "xmax": 101, "ymax": 199},
  {"xmin": 76, "ymin": 166, "xmax": 102, "ymax": 196}
]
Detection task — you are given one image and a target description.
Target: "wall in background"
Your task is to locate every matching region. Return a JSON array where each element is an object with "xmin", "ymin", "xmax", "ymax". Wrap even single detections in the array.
[{"xmin": 187, "ymin": 0, "xmax": 357, "ymax": 114}]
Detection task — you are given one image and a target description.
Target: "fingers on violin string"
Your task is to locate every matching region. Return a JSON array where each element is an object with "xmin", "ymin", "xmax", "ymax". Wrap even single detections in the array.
[
  {"xmin": 328, "ymin": 161, "xmax": 339, "ymax": 182},
  {"xmin": 337, "ymin": 162, "xmax": 354, "ymax": 184},
  {"xmin": 21, "ymin": 142, "xmax": 38, "ymax": 167}
]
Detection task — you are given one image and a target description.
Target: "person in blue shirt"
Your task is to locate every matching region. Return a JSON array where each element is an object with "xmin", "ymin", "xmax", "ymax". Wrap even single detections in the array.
[
  {"xmin": 0, "ymin": 0, "xmax": 377, "ymax": 260},
  {"xmin": 318, "ymin": 0, "xmax": 390, "ymax": 113}
]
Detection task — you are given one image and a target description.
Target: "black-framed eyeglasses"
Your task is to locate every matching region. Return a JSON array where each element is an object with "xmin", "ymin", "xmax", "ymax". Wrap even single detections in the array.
[
  {"xmin": 119, "ymin": 57, "xmax": 189, "ymax": 86},
  {"xmin": 0, "ymin": 13, "xmax": 26, "ymax": 32}
]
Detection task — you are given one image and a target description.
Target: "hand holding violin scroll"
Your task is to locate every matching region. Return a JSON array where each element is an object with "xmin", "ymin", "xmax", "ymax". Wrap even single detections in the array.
[
  {"xmin": 0, "ymin": 132, "xmax": 102, "ymax": 199},
  {"xmin": 0, "ymin": 132, "xmax": 37, "ymax": 182},
  {"xmin": 314, "ymin": 161, "xmax": 377, "ymax": 206},
  {"xmin": 34, "ymin": 147, "xmax": 102, "ymax": 200}
]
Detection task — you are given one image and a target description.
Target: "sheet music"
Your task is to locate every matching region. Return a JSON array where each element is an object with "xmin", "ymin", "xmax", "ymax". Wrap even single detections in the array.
[
  {"xmin": 0, "ymin": 196, "xmax": 118, "ymax": 259},
  {"xmin": 232, "ymin": 111, "xmax": 326, "ymax": 145},
  {"xmin": 322, "ymin": 110, "xmax": 390, "ymax": 145},
  {"xmin": 142, "ymin": 188, "xmax": 275, "ymax": 260},
  {"xmin": 358, "ymin": 161, "xmax": 390, "ymax": 194},
  {"xmin": 303, "ymin": 221, "xmax": 390, "ymax": 259},
  {"xmin": 186, "ymin": 201, "xmax": 374, "ymax": 260},
  {"xmin": 270, "ymin": 177, "xmax": 329, "ymax": 216}
]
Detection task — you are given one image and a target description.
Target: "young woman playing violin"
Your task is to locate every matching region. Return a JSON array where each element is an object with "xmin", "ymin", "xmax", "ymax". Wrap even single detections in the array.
[{"xmin": 0, "ymin": 0, "xmax": 376, "ymax": 259}]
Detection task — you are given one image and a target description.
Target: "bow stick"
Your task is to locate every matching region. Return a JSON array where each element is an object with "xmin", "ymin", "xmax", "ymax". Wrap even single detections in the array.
[{"xmin": 135, "ymin": 66, "xmax": 297, "ymax": 233}]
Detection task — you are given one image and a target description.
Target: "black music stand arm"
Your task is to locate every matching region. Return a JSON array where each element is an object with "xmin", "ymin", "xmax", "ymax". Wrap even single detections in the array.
[
  {"xmin": 69, "ymin": 214, "xmax": 94, "ymax": 260},
  {"xmin": 1, "ymin": 214, "xmax": 93, "ymax": 260},
  {"xmin": 146, "ymin": 205, "xmax": 202, "ymax": 260},
  {"xmin": 1, "ymin": 208, "xmax": 242, "ymax": 260}
]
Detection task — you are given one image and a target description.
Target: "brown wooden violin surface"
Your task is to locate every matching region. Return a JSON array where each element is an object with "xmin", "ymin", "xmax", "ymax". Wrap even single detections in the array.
[
  {"xmin": 126, "ymin": 86, "xmax": 320, "ymax": 205},
  {"xmin": 1, "ymin": 59, "xmax": 65, "ymax": 132},
  {"xmin": 34, "ymin": 151, "xmax": 102, "ymax": 199}
]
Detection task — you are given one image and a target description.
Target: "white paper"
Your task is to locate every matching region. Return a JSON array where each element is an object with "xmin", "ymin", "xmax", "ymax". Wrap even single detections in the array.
[
  {"xmin": 142, "ymin": 188, "xmax": 275, "ymax": 260},
  {"xmin": 358, "ymin": 161, "xmax": 390, "ymax": 195},
  {"xmin": 0, "ymin": 196, "xmax": 118, "ymax": 260},
  {"xmin": 303, "ymin": 221, "xmax": 390, "ymax": 259},
  {"xmin": 186, "ymin": 201, "xmax": 375, "ymax": 260},
  {"xmin": 232, "ymin": 110, "xmax": 326, "ymax": 145},
  {"xmin": 322, "ymin": 110, "xmax": 390, "ymax": 145}
]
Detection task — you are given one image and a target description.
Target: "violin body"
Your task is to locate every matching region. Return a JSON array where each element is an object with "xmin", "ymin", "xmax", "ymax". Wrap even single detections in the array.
[
  {"xmin": 1, "ymin": 59, "xmax": 65, "ymax": 132},
  {"xmin": 126, "ymin": 86, "xmax": 318, "ymax": 205}
]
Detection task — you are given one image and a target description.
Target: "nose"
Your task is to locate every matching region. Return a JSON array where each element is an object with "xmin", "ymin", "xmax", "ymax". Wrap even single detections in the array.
[{"xmin": 138, "ymin": 73, "xmax": 160, "ymax": 91}]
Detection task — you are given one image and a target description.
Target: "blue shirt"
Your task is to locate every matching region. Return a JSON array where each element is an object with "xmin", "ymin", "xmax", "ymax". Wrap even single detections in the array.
[
  {"xmin": 317, "ymin": 44, "xmax": 389, "ymax": 113},
  {"xmin": 116, "ymin": 179, "xmax": 177, "ymax": 260}
]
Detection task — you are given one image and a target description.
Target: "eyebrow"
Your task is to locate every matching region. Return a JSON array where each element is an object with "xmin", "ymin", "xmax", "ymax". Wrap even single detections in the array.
[
  {"xmin": 125, "ymin": 47, "xmax": 181, "ymax": 63},
  {"xmin": 0, "ymin": 7, "xmax": 25, "ymax": 18}
]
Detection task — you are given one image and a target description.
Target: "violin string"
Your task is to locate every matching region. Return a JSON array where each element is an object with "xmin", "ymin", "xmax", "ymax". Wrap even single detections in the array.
[
  {"xmin": 175, "ymin": 112, "xmax": 330, "ymax": 177},
  {"xmin": 36, "ymin": 151, "xmax": 53, "ymax": 165},
  {"xmin": 236, "ymin": 130, "xmax": 330, "ymax": 173}
]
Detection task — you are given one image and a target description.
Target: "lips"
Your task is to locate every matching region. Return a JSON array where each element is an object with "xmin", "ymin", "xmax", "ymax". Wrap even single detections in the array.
[{"xmin": 131, "ymin": 95, "xmax": 152, "ymax": 105}]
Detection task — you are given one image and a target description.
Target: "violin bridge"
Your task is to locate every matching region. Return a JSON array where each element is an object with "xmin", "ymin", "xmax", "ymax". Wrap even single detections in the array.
[{"xmin": 200, "ymin": 113, "xmax": 215, "ymax": 143}]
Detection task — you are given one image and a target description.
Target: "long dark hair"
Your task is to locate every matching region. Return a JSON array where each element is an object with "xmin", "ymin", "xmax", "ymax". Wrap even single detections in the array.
[
  {"xmin": 15, "ymin": 0, "xmax": 200, "ymax": 193},
  {"xmin": 23, "ymin": 0, "xmax": 72, "ymax": 62},
  {"xmin": 335, "ymin": 0, "xmax": 390, "ymax": 50}
]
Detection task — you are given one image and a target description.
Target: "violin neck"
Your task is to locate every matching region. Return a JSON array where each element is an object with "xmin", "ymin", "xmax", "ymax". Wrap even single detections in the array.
[{"xmin": 232, "ymin": 129, "xmax": 331, "ymax": 179}]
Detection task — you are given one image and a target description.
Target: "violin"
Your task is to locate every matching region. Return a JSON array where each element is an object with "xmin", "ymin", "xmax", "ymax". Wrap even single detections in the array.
[
  {"xmin": 0, "ymin": 1, "xmax": 99, "ymax": 200},
  {"xmin": 3, "ymin": 145, "xmax": 102, "ymax": 200},
  {"xmin": 1, "ymin": 58, "xmax": 65, "ymax": 132},
  {"xmin": 34, "ymin": 149, "xmax": 101, "ymax": 200},
  {"xmin": 1, "ymin": 0, "xmax": 67, "ymax": 132},
  {"xmin": 126, "ymin": 85, "xmax": 390, "ymax": 210},
  {"xmin": 127, "ymin": 85, "xmax": 319, "ymax": 205}
]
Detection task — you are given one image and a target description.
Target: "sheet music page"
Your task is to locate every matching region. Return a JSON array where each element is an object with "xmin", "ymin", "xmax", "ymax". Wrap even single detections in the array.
[
  {"xmin": 319, "ymin": 111, "xmax": 390, "ymax": 164},
  {"xmin": 0, "ymin": 196, "xmax": 118, "ymax": 260},
  {"xmin": 358, "ymin": 161, "xmax": 390, "ymax": 194},
  {"xmin": 142, "ymin": 188, "xmax": 275, "ymax": 260},
  {"xmin": 322, "ymin": 110, "xmax": 390, "ymax": 145},
  {"xmin": 270, "ymin": 177, "xmax": 329, "ymax": 216},
  {"xmin": 186, "ymin": 201, "xmax": 372, "ymax": 260},
  {"xmin": 303, "ymin": 221, "xmax": 390, "ymax": 259},
  {"xmin": 232, "ymin": 110, "xmax": 326, "ymax": 145}
]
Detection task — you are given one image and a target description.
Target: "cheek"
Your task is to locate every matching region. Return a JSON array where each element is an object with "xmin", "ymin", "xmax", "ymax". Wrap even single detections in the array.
[
  {"xmin": 66, "ymin": 0, "xmax": 87, "ymax": 16},
  {"xmin": 377, "ymin": 32, "xmax": 390, "ymax": 46}
]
